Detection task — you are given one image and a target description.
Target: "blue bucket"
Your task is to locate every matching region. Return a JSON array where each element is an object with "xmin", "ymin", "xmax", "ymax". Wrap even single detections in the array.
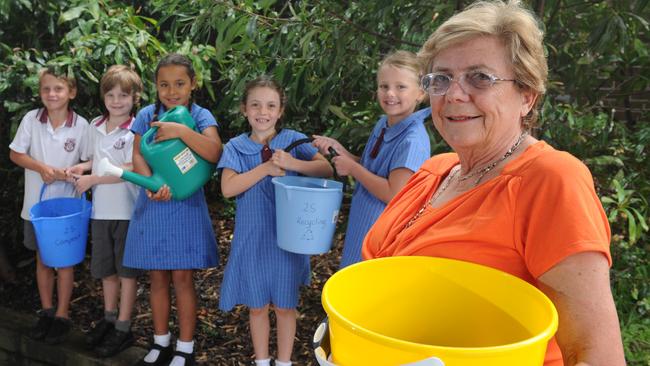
[
  {"xmin": 272, "ymin": 176, "xmax": 343, "ymax": 255},
  {"xmin": 29, "ymin": 184, "xmax": 92, "ymax": 268}
]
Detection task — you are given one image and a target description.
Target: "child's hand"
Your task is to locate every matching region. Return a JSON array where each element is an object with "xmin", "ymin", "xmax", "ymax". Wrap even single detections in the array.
[
  {"xmin": 270, "ymin": 150, "xmax": 296, "ymax": 171},
  {"xmin": 150, "ymin": 121, "xmax": 189, "ymax": 142},
  {"xmin": 53, "ymin": 168, "xmax": 68, "ymax": 181},
  {"xmin": 39, "ymin": 165, "xmax": 62, "ymax": 184},
  {"xmin": 64, "ymin": 165, "xmax": 84, "ymax": 182},
  {"xmin": 146, "ymin": 184, "xmax": 172, "ymax": 201},
  {"xmin": 65, "ymin": 164, "xmax": 86, "ymax": 176},
  {"xmin": 312, "ymin": 135, "xmax": 348, "ymax": 157},
  {"xmin": 332, "ymin": 155, "xmax": 358, "ymax": 176},
  {"xmin": 74, "ymin": 175, "xmax": 95, "ymax": 194},
  {"xmin": 265, "ymin": 161, "xmax": 286, "ymax": 177}
]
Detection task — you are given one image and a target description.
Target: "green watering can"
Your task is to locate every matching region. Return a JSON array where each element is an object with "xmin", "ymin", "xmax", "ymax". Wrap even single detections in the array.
[{"xmin": 97, "ymin": 106, "xmax": 214, "ymax": 200}]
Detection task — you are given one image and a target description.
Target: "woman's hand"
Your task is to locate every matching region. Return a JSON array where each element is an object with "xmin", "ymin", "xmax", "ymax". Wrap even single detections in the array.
[
  {"xmin": 150, "ymin": 121, "xmax": 190, "ymax": 142},
  {"xmin": 146, "ymin": 184, "xmax": 172, "ymax": 201},
  {"xmin": 332, "ymin": 155, "xmax": 359, "ymax": 176}
]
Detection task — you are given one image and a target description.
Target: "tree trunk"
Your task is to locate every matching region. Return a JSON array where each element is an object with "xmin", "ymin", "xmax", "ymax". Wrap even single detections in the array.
[{"xmin": 535, "ymin": 0, "xmax": 546, "ymax": 17}]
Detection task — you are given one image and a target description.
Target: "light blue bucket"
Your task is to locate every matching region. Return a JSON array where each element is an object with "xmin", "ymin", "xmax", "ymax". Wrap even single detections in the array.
[
  {"xmin": 272, "ymin": 176, "xmax": 343, "ymax": 255},
  {"xmin": 29, "ymin": 184, "xmax": 92, "ymax": 268}
]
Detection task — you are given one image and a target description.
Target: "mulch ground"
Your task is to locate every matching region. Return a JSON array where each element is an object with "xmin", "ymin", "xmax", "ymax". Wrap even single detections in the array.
[{"xmin": 0, "ymin": 201, "xmax": 346, "ymax": 365}]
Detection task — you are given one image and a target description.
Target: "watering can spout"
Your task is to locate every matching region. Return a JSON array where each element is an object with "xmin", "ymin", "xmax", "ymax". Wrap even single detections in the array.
[
  {"xmin": 96, "ymin": 106, "xmax": 214, "ymax": 200},
  {"xmin": 97, "ymin": 157, "xmax": 163, "ymax": 194},
  {"xmin": 97, "ymin": 157, "xmax": 124, "ymax": 178}
]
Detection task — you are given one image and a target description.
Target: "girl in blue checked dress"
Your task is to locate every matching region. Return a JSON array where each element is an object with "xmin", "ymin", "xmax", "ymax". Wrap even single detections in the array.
[
  {"xmin": 218, "ymin": 76, "xmax": 332, "ymax": 366},
  {"xmin": 123, "ymin": 53, "xmax": 222, "ymax": 366},
  {"xmin": 313, "ymin": 50, "xmax": 431, "ymax": 268}
]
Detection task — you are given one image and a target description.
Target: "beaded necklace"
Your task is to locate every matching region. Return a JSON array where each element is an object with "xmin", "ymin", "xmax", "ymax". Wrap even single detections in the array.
[
  {"xmin": 403, "ymin": 132, "xmax": 528, "ymax": 230},
  {"xmin": 459, "ymin": 131, "xmax": 528, "ymax": 185}
]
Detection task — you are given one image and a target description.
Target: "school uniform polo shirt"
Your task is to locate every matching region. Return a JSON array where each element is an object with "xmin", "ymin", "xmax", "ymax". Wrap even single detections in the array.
[
  {"xmin": 85, "ymin": 115, "xmax": 138, "ymax": 220},
  {"xmin": 9, "ymin": 108, "xmax": 89, "ymax": 220}
]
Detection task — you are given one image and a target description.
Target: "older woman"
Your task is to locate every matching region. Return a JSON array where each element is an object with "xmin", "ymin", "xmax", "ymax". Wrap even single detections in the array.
[{"xmin": 361, "ymin": 1, "xmax": 625, "ymax": 365}]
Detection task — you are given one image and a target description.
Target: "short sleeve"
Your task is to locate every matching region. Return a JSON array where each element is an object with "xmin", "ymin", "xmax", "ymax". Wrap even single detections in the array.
[
  {"xmin": 514, "ymin": 152, "xmax": 612, "ymax": 278},
  {"xmin": 9, "ymin": 111, "xmax": 35, "ymax": 154},
  {"xmin": 192, "ymin": 106, "xmax": 218, "ymax": 132},
  {"xmin": 217, "ymin": 142, "xmax": 243, "ymax": 173},
  {"xmin": 77, "ymin": 119, "xmax": 90, "ymax": 161},
  {"xmin": 389, "ymin": 136, "xmax": 430, "ymax": 173},
  {"xmin": 83, "ymin": 125, "xmax": 95, "ymax": 160},
  {"xmin": 131, "ymin": 105, "xmax": 154, "ymax": 136},
  {"xmin": 124, "ymin": 131, "xmax": 135, "ymax": 164}
]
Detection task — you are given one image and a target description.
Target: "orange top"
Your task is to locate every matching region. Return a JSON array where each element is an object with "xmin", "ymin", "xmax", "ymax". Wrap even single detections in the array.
[{"xmin": 362, "ymin": 141, "xmax": 611, "ymax": 366}]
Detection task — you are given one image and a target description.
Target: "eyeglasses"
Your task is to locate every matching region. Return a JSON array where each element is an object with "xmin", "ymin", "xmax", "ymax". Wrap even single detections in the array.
[
  {"xmin": 261, "ymin": 144, "xmax": 272, "ymax": 162},
  {"xmin": 421, "ymin": 71, "xmax": 516, "ymax": 96}
]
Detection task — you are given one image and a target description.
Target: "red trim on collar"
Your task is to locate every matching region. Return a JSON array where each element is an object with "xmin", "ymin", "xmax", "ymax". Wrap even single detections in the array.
[
  {"xmin": 94, "ymin": 115, "xmax": 108, "ymax": 127},
  {"xmin": 119, "ymin": 116, "xmax": 134, "ymax": 129},
  {"xmin": 37, "ymin": 108, "xmax": 76, "ymax": 127},
  {"xmin": 94, "ymin": 115, "xmax": 134, "ymax": 130}
]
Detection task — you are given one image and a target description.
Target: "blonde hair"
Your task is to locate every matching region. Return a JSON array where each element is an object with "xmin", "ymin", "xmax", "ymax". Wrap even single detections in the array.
[
  {"xmin": 418, "ymin": 0, "xmax": 547, "ymax": 127},
  {"xmin": 100, "ymin": 65, "xmax": 143, "ymax": 106},
  {"xmin": 378, "ymin": 50, "xmax": 423, "ymax": 82},
  {"xmin": 38, "ymin": 66, "xmax": 77, "ymax": 91}
]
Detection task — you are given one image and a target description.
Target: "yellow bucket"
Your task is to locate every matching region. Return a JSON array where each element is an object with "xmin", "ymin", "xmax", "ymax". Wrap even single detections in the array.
[{"xmin": 321, "ymin": 256, "xmax": 558, "ymax": 366}]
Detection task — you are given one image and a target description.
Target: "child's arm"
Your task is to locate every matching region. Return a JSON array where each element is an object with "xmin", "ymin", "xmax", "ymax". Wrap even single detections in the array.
[
  {"xmin": 66, "ymin": 161, "xmax": 134, "ymax": 193},
  {"xmin": 132, "ymin": 134, "xmax": 171, "ymax": 201},
  {"xmin": 9, "ymin": 150, "xmax": 66, "ymax": 183},
  {"xmin": 271, "ymin": 150, "xmax": 333, "ymax": 178},
  {"xmin": 312, "ymin": 135, "xmax": 360, "ymax": 162},
  {"xmin": 150, "ymin": 122, "xmax": 222, "ymax": 163},
  {"xmin": 131, "ymin": 135, "xmax": 152, "ymax": 176},
  {"xmin": 333, "ymin": 155, "xmax": 414, "ymax": 203},
  {"xmin": 221, "ymin": 163, "xmax": 285, "ymax": 198}
]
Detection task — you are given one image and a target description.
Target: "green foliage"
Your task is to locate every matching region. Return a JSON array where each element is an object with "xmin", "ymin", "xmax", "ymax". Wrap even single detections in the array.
[
  {"xmin": 543, "ymin": 0, "xmax": 650, "ymax": 116},
  {"xmin": 147, "ymin": 0, "xmax": 453, "ymax": 151}
]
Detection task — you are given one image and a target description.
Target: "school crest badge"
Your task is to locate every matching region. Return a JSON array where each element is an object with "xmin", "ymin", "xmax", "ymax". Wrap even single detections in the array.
[
  {"xmin": 113, "ymin": 138, "xmax": 126, "ymax": 150},
  {"xmin": 64, "ymin": 138, "xmax": 76, "ymax": 152}
]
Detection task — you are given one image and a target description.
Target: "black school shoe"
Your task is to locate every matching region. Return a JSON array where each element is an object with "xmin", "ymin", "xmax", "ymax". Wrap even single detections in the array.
[
  {"xmin": 28, "ymin": 313, "xmax": 54, "ymax": 340},
  {"xmin": 44, "ymin": 317, "xmax": 72, "ymax": 344},
  {"xmin": 95, "ymin": 328, "xmax": 134, "ymax": 357},
  {"xmin": 85, "ymin": 318, "xmax": 114, "ymax": 349},
  {"xmin": 137, "ymin": 343, "xmax": 174, "ymax": 366},
  {"xmin": 170, "ymin": 350, "xmax": 195, "ymax": 366}
]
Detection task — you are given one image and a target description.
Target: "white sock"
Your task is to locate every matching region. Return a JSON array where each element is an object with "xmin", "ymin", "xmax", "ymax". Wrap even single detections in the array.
[
  {"xmin": 176, "ymin": 339, "xmax": 194, "ymax": 353},
  {"xmin": 144, "ymin": 332, "xmax": 171, "ymax": 363},
  {"xmin": 275, "ymin": 361, "xmax": 292, "ymax": 366},
  {"xmin": 254, "ymin": 359, "xmax": 271, "ymax": 366},
  {"xmin": 169, "ymin": 339, "xmax": 194, "ymax": 366}
]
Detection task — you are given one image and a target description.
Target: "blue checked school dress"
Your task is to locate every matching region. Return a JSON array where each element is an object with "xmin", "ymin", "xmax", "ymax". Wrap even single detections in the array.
[
  {"xmin": 218, "ymin": 129, "xmax": 317, "ymax": 310},
  {"xmin": 339, "ymin": 107, "xmax": 432, "ymax": 268},
  {"xmin": 123, "ymin": 103, "xmax": 219, "ymax": 270}
]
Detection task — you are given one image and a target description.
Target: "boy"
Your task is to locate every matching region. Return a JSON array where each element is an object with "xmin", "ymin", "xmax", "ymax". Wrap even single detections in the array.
[
  {"xmin": 9, "ymin": 66, "xmax": 89, "ymax": 344},
  {"xmin": 66, "ymin": 65, "xmax": 142, "ymax": 357}
]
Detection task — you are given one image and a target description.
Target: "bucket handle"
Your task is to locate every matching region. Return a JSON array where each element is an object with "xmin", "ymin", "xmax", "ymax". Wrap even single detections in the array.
[
  {"xmin": 283, "ymin": 137, "xmax": 338, "ymax": 158},
  {"xmin": 283, "ymin": 137, "xmax": 313, "ymax": 153},
  {"xmin": 313, "ymin": 318, "xmax": 335, "ymax": 366},
  {"xmin": 142, "ymin": 125, "xmax": 159, "ymax": 147},
  {"xmin": 312, "ymin": 317, "xmax": 445, "ymax": 366},
  {"xmin": 38, "ymin": 183, "xmax": 90, "ymax": 209}
]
